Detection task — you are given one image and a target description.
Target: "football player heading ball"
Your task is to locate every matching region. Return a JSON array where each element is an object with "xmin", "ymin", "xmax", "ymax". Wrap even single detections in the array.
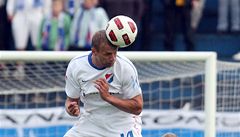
[{"xmin": 64, "ymin": 15, "xmax": 143, "ymax": 137}]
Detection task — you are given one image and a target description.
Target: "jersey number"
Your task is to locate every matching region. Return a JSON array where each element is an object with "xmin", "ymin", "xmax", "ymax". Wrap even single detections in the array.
[{"xmin": 120, "ymin": 130, "xmax": 133, "ymax": 137}]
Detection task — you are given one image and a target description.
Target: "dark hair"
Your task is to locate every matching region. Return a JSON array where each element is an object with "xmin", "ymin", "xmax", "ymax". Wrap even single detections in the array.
[{"xmin": 92, "ymin": 30, "xmax": 117, "ymax": 51}]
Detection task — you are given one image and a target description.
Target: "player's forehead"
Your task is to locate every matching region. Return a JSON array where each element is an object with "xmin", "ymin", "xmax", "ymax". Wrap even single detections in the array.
[{"xmin": 99, "ymin": 42, "xmax": 118, "ymax": 53}]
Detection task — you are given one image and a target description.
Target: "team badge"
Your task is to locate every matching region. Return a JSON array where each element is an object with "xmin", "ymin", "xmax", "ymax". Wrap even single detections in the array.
[{"xmin": 105, "ymin": 73, "xmax": 114, "ymax": 83}]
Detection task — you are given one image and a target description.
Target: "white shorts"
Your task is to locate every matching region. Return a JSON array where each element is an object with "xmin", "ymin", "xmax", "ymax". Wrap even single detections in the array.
[{"xmin": 64, "ymin": 113, "xmax": 142, "ymax": 137}]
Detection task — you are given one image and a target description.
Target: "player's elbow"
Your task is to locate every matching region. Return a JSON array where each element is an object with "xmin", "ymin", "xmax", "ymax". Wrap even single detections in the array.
[
  {"xmin": 132, "ymin": 95, "xmax": 143, "ymax": 115},
  {"xmin": 134, "ymin": 105, "xmax": 143, "ymax": 115},
  {"xmin": 132, "ymin": 101, "xmax": 143, "ymax": 115}
]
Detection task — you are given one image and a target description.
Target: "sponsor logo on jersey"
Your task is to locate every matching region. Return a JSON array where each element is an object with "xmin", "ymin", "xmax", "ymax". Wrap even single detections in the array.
[{"xmin": 105, "ymin": 73, "xmax": 114, "ymax": 83}]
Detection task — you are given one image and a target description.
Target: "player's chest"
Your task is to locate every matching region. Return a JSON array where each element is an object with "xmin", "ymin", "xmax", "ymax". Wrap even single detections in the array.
[{"xmin": 77, "ymin": 70, "xmax": 122, "ymax": 95}]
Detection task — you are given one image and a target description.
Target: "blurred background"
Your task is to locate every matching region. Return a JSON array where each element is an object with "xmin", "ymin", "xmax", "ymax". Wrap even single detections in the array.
[
  {"xmin": 0, "ymin": 0, "xmax": 240, "ymax": 137},
  {"xmin": 0, "ymin": 0, "xmax": 239, "ymax": 60}
]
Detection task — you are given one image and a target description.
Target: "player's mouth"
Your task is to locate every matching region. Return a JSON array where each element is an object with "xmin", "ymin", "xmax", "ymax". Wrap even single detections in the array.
[{"xmin": 106, "ymin": 62, "xmax": 114, "ymax": 67}]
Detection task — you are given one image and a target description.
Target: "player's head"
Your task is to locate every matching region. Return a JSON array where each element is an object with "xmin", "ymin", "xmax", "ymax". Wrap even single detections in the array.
[
  {"xmin": 161, "ymin": 133, "xmax": 177, "ymax": 137},
  {"xmin": 91, "ymin": 30, "xmax": 118, "ymax": 68}
]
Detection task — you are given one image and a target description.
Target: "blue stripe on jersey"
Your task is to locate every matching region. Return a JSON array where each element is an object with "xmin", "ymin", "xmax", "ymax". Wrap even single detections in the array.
[{"xmin": 88, "ymin": 53, "xmax": 106, "ymax": 70}]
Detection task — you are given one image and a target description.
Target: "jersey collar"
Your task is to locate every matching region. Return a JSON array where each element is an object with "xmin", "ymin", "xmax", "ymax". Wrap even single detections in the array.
[{"xmin": 88, "ymin": 52, "xmax": 106, "ymax": 70}]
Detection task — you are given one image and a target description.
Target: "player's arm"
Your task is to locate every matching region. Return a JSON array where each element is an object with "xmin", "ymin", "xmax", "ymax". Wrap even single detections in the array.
[
  {"xmin": 65, "ymin": 96, "xmax": 80, "ymax": 117},
  {"xmin": 105, "ymin": 93, "xmax": 143, "ymax": 115},
  {"xmin": 65, "ymin": 61, "xmax": 81, "ymax": 117},
  {"xmin": 95, "ymin": 78, "xmax": 143, "ymax": 115}
]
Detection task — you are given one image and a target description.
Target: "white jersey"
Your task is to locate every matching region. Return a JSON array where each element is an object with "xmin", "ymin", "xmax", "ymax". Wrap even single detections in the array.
[{"xmin": 65, "ymin": 52, "xmax": 142, "ymax": 136}]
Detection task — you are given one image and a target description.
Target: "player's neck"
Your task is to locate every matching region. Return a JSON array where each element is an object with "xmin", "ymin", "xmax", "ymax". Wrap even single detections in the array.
[{"xmin": 91, "ymin": 55, "xmax": 104, "ymax": 69}]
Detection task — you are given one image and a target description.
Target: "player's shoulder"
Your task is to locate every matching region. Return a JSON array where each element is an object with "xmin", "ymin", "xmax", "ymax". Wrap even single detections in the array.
[
  {"xmin": 117, "ymin": 54, "xmax": 133, "ymax": 65},
  {"xmin": 116, "ymin": 54, "xmax": 137, "ymax": 72},
  {"xmin": 68, "ymin": 52, "xmax": 90, "ymax": 67}
]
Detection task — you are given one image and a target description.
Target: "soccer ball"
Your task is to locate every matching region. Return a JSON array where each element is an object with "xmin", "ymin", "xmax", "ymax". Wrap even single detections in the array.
[{"xmin": 105, "ymin": 15, "xmax": 138, "ymax": 48}]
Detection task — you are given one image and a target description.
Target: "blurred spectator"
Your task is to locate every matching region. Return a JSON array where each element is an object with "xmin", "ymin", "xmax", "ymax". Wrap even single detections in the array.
[
  {"xmin": 69, "ymin": 0, "xmax": 108, "ymax": 51},
  {"xmin": 99, "ymin": 0, "xmax": 144, "ymax": 51},
  {"xmin": 163, "ymin": 0, "xmax": 195, "ymax": 51},
  {"xmin": 64, "ymin": 0, "xmax": 83, "ymax": 19},
  {"xmin": 37, "ymin": 0, "xmax": 71, "ymax": 51},
  {"xmin": 191, "ymin": 0, "xmax": 205, "ymax": 32},
  {"xmin": 217, "ymin": 0, "xmax": 240, "ymax": 34},
  {"xmin": 7, "ymin": 0, "xmax": 51, "ymax": 50}
]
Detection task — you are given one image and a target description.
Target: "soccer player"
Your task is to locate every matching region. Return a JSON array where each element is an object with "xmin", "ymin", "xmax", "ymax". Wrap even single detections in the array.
[{"xmin": 64, "ymin": 30, "xmax": 143, "ymax": 137}]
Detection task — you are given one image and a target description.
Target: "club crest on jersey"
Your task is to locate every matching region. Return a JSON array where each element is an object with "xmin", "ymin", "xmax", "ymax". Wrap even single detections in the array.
[{"xmin": 105, "ymin": 73, "xmax": 114, "ymax": 83}]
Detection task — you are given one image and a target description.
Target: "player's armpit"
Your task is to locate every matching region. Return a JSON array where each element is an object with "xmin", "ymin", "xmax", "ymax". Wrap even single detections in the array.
[{"xmin": 65, "ymin": 97, "xmax": 80, "ymax": 117}]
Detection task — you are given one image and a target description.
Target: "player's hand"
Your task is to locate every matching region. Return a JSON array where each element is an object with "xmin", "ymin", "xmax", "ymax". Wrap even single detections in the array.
[
  {"xmin": 94, "ymin": 78, "xmax": 111, "ymax": 101},
  {"xmin": 66, "ymin": 102, "xmax": 80, "ymax": 116}
]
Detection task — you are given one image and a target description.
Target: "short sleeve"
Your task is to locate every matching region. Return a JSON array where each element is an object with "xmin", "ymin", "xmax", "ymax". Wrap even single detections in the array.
[
  {"xmin": 121, "ymin": 62, "xmax": 142, "ymax": 99},
  {"xmin": 65, "ymin": 62, "xmax": 81, "ymax": 98}
]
